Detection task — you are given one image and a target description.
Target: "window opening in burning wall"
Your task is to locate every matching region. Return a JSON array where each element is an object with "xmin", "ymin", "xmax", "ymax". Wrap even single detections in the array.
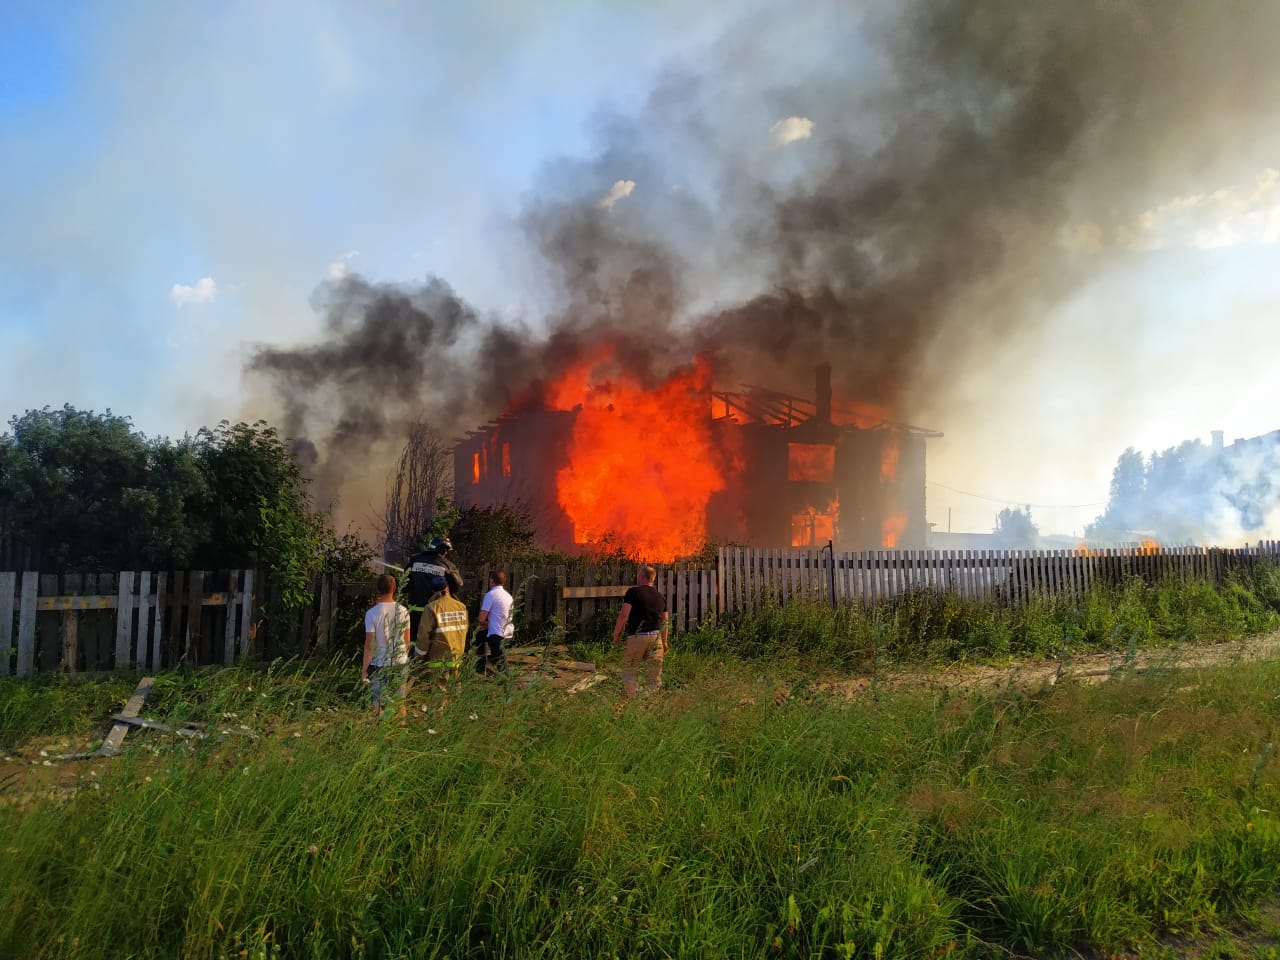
[
  {"xmin": 791, "ymin": 511, "xmax": 835, "ymax": 547},
  {"xmin": 472, "ymin": 452, "xmax": 480, "ymax": 484},
  {"xmin": 788, "ymin": 443, "xmax": 835, "ymax": 483},
  {"xmin": 501, "ymin": 441, "xmax": 511, "ymax": 478}
]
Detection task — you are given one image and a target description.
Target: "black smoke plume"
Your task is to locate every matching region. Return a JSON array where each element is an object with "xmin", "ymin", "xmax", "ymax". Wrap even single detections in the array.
[{"xmin": 248, "ymin": 0, "xmax": 1280, "ymax": 514}]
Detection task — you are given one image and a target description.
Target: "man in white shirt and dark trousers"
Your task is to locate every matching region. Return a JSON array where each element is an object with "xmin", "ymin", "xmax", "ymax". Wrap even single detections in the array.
[{"xmin": 476, "ymin": 570, "xmax": 514, "ymax": 677}]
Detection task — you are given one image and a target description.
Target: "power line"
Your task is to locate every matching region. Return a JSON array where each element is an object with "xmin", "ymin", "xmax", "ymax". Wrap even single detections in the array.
[{"xmin": 927, "ymin": 481, "xmax": 1107, "ymax": 510}]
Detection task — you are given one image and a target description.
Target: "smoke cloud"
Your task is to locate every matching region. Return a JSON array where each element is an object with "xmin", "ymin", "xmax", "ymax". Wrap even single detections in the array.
[
  {"xmin": 1091, "ymin": 434, "xmax": 1280, "ymax": 546},
  {"xmin": 248, "ymin": 0, "xmax": 1280, "ymax": 527}
]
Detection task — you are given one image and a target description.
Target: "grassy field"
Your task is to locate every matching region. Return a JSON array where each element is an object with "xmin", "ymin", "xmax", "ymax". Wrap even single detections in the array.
[{"xmin": 3, "ymin": 574, "xmax": 1280, "ymax": 960}]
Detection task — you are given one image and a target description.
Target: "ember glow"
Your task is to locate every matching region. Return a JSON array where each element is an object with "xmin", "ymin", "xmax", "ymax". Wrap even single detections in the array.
[
  {"xmin": 882, "ymin": 513, "xmax": 906, "ymax": 549},
  {"xmin": 548, "ymin": 352, "xmax": 726, "ymax": 561},
  {"xmin": 880, "ymin": 434, "xmax": 900, "ymax": 484}
]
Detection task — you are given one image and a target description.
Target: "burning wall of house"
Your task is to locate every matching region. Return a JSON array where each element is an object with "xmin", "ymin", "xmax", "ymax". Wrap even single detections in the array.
[{"xmin": 456, "ymin": 363, "xmax": 936, "ymax": 559}]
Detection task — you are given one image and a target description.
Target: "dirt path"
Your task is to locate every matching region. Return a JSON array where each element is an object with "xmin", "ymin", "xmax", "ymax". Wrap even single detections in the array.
[{"xmin": 813, "ymin": 632, "xmax": 1280, "ymax": 699}]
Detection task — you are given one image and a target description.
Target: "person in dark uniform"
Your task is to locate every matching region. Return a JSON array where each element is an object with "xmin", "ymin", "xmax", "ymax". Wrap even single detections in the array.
[{"xmin": 404, "ymin": 535, "xmax": 464, "ymax": 649}]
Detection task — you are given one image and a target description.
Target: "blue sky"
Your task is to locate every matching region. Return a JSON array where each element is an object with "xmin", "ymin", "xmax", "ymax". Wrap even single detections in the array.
[{"xmin": 2, "ymin": 2, "xmax": 1277, "ymax": 538}]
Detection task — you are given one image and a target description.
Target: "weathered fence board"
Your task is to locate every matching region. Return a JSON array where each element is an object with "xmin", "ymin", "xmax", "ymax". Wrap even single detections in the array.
[
  {"xmin": 2, "ymin": 570, "xmax": 256, "ymax": 678},
  {"xmin": 0, "ymin": 571, "xmax": 15, "ymax": 677}
]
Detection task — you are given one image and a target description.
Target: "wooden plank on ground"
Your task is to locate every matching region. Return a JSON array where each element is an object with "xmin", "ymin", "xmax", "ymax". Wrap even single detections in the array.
[
  {"xmin": 99, "ymin": 675, "xmax": 155, "ymax": 755},
  {"xmin": 114, "ymin": 572, "xmax": 135, "ymax": 670},
  {"xmin": 0, "ymin": 571, "xmax": 15, "ymax": 676},
  {"xmin": 16, "ymin": 572, "xmax": 37, "ymax": 677}
]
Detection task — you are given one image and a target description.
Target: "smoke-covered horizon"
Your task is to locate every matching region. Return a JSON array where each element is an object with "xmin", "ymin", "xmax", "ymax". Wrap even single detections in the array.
[{"xmin": 247, "ymin": 0, "xmax": 1280, "ymax": 538}]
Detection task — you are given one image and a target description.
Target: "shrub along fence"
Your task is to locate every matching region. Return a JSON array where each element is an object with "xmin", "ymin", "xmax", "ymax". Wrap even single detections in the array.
[{"xmin": 4, "ymin": 542, "xmax": 1279, "ymax": 677}]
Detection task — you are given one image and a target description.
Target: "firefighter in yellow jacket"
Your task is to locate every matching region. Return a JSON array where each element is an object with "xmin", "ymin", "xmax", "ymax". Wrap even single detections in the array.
[{"xmin": 413, "ymin": 583, "xmax": 469, "ymax": 695}]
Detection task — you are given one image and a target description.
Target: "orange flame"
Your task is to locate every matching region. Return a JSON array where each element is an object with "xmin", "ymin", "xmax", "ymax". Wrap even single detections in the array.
[
  {"xmin": 882, "ymin": 513, "xmax": 906, "ymax": 548},
  {"xmin": 1076, "ymin": 539, "xmax": 1162, "ymax": 557},
  {"xmin": 549, "ymin": 352, "xmax": 725, "ymax": 561},
  {"xmin": 880, "ymin": 434, "xmax": 900, "ymax": 484},
  {"xmin": 792, "ymin": 498, "xmax": 838, "ymax": 547}
]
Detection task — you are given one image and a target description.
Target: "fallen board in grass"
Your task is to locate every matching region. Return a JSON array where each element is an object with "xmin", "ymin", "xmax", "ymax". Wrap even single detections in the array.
[
  {"xmin": 108, "ymin": 715, "xmax": 208, "ymax": 738},
  {"xmin": 504, "ymin": 645, "xmax": 570, "ymax": 658},
  {"xmin": 550, "ymin": 660, "xmax": 596, "ymax": 672},
  {"xmin": 99, "ymin": 676, "xmax": 154, "ymax": 756},
  {"xmin": 506, "ymin": 654, "xmax": 597, "ymax": 672}
]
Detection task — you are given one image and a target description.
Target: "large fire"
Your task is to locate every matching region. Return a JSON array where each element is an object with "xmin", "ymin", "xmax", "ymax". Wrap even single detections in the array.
[{"xmin": 547, "ymin": 350, "xmax": 726, "ymax": 561}]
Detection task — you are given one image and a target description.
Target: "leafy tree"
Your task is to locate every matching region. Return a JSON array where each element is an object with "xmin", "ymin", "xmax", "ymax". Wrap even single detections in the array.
[
  {"xmin": 189, "ymin": 421, "xmax": 311, "ymax": 569},
  {"xmin": 0, "ymin": 409, "xmax": 371, "ymax": 602},
  {"xmin": 993, "ymin": 506, "xmax": 1039, "ymax": 548},
  {"xmin": 1088, "ymin": 448, "xmax": 1148, "ymax": 539},
  {"xmin": 0, "ymin": 406, "xmax": 205, "ymax": 569},
  {"xmin": 445, "ymin": 504, "xmax": 540, "ymax": 572}
]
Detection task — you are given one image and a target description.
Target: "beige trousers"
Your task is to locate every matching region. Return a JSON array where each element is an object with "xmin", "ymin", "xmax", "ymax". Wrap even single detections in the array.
[{"xmin": 620, "ymin": 630, "xmax": 667, "ymax": 698}]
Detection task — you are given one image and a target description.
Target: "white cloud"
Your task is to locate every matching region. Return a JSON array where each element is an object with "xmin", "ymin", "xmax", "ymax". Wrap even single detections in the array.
[
  {"xmin": 1065, "ymin": 167, "xmax": 1280, "ymax": 254},
  {"xmin": 169, "ymin": 276, "xmax": 217, "ymax": 305},
  {"xmin": 770, "ymin": 116, "xmax": 814, "ymax": 146},
  {"xmin": 327, "ymin": 248, "xmax": 361, "ymax": 280},
  {"xmin": 597, "ymin": 179, "xmax": 635, "ymax": 209}
]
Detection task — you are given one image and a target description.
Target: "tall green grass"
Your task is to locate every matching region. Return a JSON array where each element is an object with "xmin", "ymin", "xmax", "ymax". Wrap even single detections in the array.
[
  {"xmin": 4, "ymin": 653, "xmax": 1280, "ymax": 959},
  {"xmin": 680, "ymin": 567, "xmax": 1280, "ymax": 669}
]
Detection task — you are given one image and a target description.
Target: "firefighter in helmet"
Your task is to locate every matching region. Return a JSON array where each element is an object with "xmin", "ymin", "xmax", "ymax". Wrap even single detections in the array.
[{"xmin": 405, "ymin": 535, "xmax": 464, "ymax": 650}]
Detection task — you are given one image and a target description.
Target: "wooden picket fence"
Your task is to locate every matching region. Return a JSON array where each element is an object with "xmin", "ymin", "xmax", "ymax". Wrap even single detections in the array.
[
  {"xmin": 717, "ymin": 541, "xmax": 1280, "ymax": 614},
  {"xmin": 453, "ymin": 561, "xmax": 719, "ymax": 641},
  {"xmin": 1, "ymin": 570, "xmax": 256, "ymax": 678},
  {"xmin": 5, "ymin": 542, "xmax": 1280, "ymax": 677}
]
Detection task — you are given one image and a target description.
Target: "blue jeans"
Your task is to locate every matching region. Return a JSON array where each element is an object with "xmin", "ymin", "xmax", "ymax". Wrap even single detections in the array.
[{"xmin": 367, "ymin": 663, "xmax": 407, "ymax": 707}]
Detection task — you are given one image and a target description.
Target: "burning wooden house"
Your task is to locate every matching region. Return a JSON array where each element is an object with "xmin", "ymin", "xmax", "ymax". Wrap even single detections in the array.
[{"xmin": 454, "ymin": 362, "xmax": 939, "ymax": 560}]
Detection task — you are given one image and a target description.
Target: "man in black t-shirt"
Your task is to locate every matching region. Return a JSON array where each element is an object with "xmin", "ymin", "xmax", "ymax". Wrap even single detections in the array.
[{"xmin": 611, "ymin": 564, "xmax": 670, "ymax": 700}]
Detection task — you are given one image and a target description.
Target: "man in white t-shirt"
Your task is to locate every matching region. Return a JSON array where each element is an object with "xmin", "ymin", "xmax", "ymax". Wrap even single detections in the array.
[
  {"xmin": 476, "ymin": 570, "xmax": 515, "ymax": 677},
  {"xmin": 362, "ymin": 573, "xmax": 411, "ymax": 719}
]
